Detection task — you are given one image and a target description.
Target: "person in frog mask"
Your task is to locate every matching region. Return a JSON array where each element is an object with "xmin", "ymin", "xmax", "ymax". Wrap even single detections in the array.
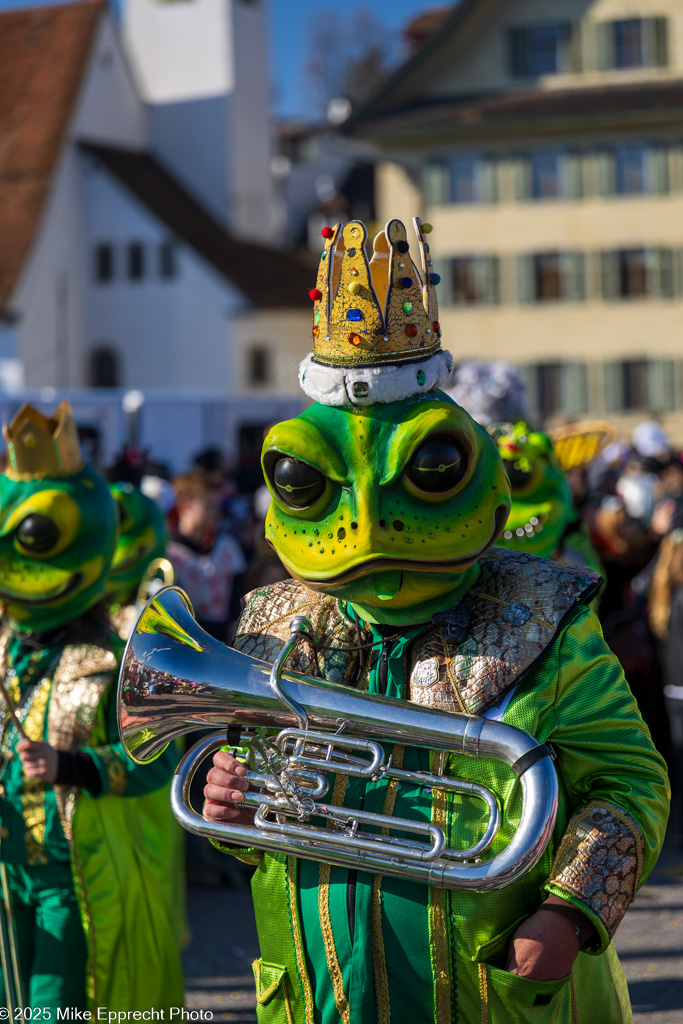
[
  {"xmin": 0, "ymin": 402, "xmax": 182, "ymax": 1012},
  {"xmin": 107, "ymin": 481, "xmax": 170, "ymax": 638},
  {"xmin": 203, "ymin": 220, "xmax": 668, "ymax": 1023},
  {"xmin": 448, "ymin": 362, "xmax": 603, "ymax": 577}
]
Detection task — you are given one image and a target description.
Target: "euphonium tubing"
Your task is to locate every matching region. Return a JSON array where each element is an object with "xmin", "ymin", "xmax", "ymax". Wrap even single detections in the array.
[{"xmin": 117, "ymin": 586, "xmax": 558, "ymax": 892}]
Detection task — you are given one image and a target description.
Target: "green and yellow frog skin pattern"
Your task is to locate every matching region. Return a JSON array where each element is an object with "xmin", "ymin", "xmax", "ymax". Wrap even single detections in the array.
[
  {"xmin": 493, "ymin": 421, "xmax": 574, "ymax": 559},
  {"xmin": 108, "ymin": 483, "xmax": 167, "ymax": 607},
  {"xmin": 0, "ymin": 466, "xmax": 117, "ymax": 632},
  {"xmin": 263, "ymin": 392, "xmax": 511, "ymax": 625}
]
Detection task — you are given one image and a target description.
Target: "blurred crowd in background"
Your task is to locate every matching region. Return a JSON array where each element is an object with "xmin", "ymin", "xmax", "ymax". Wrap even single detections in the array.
[{"xmin": 32, "ymin": 407, "xmax": 681, "ymax": 861}]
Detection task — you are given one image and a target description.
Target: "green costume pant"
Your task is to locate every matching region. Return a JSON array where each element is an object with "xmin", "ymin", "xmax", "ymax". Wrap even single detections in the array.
[{"xmin": 0, "ymin": 863, "xmax": 87, "ymax": 1013}]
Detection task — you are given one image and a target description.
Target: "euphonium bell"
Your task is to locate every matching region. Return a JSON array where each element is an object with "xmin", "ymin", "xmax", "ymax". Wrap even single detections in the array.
[{"xmin": 117, "ymin": 586, "xmax": 558, "ymax": 891}]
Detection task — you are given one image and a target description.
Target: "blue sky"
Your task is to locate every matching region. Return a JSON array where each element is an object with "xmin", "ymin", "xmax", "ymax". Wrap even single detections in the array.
[
  {"xmin": 270, "ymin": 0, "xmax": 434, "ymax": 119},
  {"xmin": 0, "ymin": 0, "xmax": 435, "ymax": 119}
]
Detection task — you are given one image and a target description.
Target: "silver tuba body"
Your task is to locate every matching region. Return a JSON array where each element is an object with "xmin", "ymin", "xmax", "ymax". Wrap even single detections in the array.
[{"xmin": 117, "ymin": 586, "xmax": 558, "ymax": 892}]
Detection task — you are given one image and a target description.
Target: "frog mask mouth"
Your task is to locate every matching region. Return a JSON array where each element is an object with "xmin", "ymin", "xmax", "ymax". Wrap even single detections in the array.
[
  {"xmin": 293, "ymin": 506, "xmax": 509, "ymax": 588},
  {"xmin": 492, "ymin": 422, "xmax": 574, "ymax": 559},
  {"xmin": 263, "ymin": 394, "xmax": 510, "ymax": 612},
  {"xmin": 0, "ymin": 571, "xmax": 84, "ymax": 605}
]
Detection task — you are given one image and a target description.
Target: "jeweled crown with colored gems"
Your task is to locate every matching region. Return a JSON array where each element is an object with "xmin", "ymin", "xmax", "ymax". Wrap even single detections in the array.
[
  {"xmin": 3, "ymin": 401, "xmax": 84, "ymax": 480},
  {"xmin": 309, "ymin": 217, "xmax": 442, "ymax": 367}
]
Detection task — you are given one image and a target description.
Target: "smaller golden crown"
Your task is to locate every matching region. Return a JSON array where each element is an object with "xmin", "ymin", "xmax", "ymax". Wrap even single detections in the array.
[
  {"xmin": 309, "ymin": 217, "xmax": 442, "ymax": 367},
  {"xmin": 3, "ymin": 401, "xmax": 84, "ymax": 480}
]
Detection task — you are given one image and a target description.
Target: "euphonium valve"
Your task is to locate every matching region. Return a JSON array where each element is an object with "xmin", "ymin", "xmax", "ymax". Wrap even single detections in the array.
[{"xmin": 117, "ymin": 586, "xmax": 558, "ymax": 891}]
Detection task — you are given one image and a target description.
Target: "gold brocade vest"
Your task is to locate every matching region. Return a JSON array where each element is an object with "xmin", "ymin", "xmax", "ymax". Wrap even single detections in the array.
[
  {"xmin": 0, "ymin": 626, "xmax": 117, "ymax": 842},
  {"xmin": 234, "ymin": 547, "xmax": 602, "ymax": 712}
]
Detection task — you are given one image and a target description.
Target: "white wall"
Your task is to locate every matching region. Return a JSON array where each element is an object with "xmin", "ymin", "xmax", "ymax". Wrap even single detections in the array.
[
  {"xmin": 71, "ymin": 15, "xmax": 147, "ymax": 149},
  {"xmin": 82, "ymin": 159, "xmax": 245, "ymax": 390},
  {"xmin": 10, "ymin": 13, "xmax": 147, "ymax": 390},
  {"xmin": 118, "ymin": 0, "xmax": 233, "ymax": 103},
  {"xmin": 117, "ymin": 0, "xmax": 274, "ymax": 239},
  {"xmin": 229, "ymin": 0, "xmax": 274, "ymax": 240},
  {"xmin": 12, "ymin": 143, "xmax": 87, "ymax": 388}
]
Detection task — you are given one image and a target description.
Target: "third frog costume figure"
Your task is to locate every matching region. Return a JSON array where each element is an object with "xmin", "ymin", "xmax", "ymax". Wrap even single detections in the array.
[
  {"xmin": 0, "ymin": 402, "xmax": 182, "ymax": 1013},
  {"xmin": 193, "ymin": 219, "xmax": 665, "ymax": 1023}
]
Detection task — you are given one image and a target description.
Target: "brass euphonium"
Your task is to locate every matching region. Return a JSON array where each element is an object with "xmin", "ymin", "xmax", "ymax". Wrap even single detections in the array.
[{"xmin": 117, "ymin": 586, "xmax": 558, "ymax": 891}]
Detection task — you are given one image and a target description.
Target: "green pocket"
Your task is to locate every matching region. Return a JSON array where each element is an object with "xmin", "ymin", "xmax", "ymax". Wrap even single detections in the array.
[
  {"xmin": 252, "ymin": 959, "xmax": 294, "ymax": 1024},
  {"xmin": 485, "ymin": 964, "xmax": 572, "ymax": 1021},
  {"xmin": 473, "ymin": 915, "xmax": 528, "ymax": 966}
]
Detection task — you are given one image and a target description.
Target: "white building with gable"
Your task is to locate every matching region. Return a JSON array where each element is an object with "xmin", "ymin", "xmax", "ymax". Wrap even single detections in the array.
[{"xmin": 0, "ymin": 0, "xmax": 310, "ymax": 468}]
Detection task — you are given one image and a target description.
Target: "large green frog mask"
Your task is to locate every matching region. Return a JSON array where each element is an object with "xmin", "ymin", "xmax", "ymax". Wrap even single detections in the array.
[
  {"xmin": 107, "ymin": 483, "xmax": 167, "ymax": 607},
  {"xmin": 263, "ymin": 392, "xmax": 510, "ymax": 625},
  {"xmin": 0, "ymin": 402, "xmax": 117, "ymax": 632},
  {"xmin": 494, "ymin": 421, "xmax": 574, "ymax": 559}
]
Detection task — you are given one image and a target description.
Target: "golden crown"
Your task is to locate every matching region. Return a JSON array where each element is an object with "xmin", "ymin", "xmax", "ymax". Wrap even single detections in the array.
[
  {"xmin": 3, "ymin": 401, "xmax": 84, "ymax": 480},
  {"xmin": 309, "ymin": 217, "xmax": 442, "ymax": 367}
]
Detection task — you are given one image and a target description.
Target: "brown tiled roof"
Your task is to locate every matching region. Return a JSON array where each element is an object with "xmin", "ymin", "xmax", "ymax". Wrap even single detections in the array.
[
  {"xmin": 349, "ymin": 79, "xmax": 683, "ymax": 142},
  {"xmin": 403, "ymin": 7, "xmax": 453, "ymax": 53},
  {"xmin": 0, "ymin": 1, "xmax": 104, "ymax": 310},
  {"xmin": 82, "ymin": 144, "xmax": 311, "ymax": 308}
]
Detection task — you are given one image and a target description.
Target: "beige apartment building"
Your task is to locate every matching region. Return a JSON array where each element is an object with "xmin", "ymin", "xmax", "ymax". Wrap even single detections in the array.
[{"xmin": 346, "ymin": 0, "xmax": 683, "ymax": 441}]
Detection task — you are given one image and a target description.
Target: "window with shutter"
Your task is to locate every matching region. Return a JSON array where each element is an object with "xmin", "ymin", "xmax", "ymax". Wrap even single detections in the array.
[
  {"xmin": 601, "ymin": 251, "xmax": 619, "ymax": 300},
  {"xmin": 655, "ymin": 249, "xmax": 675, "ymax": 298},
  {"xmin": 481, "ymin": 158, "xmax": 499, "ymax": 204},
  {"xmin": 614, "ymin": 19, "xmax": 645, "ymax": 67},
  {"xmin": 423, "ymin": 162, "xmax": 449, "ymax": 205},
  {"xmin": 515, "ymin": 155, "xmax": 532, "ymax": 201},
  {"xmin": 623, "ymin": 360, "xmax": 648, "ymax": 409},
  {"xmin": 618, "ymin": 249, "xmax": 648, "ymax": 297},
  {"xmin": 595, "ymin": 22, "xmax": 614, "ymax": 70},
  {"xmin": 596, "ymin": 150, "xmax": 616, "ymax": 196},
  {"xmin": 604, "ymin": 361, "xmax": 623, "ymax": 412},
  {"xmin": 506, "ymin": 23, "xmax": 573, "ymax": 77},
  {"xmin": 653, "ymin": 18, "xmax": 669, "ymax": 67},
  {"xmin": 566, "ymin": 152, "xmax": 583, "ymax": 199},
  {"xmin": 564, "ymin": 252, "xmax": 586, "ymax": 302},
  {"xmin": 517, "ymin": 255, "xmax": 534, "ymax": 304},
  {"xmin": 431, "ymin": 259, "xmax": 452, "ymax": 306},
  {"xmin": 648, "ymin": 360, "xmax": 676, "ymax": 411},
  {"xmin": 615, "ymin": 145, "xmax": 648, "ymax": 195},
  {"xmin": 537, "ymin": 364, "xmax": 563, "ymax": 417},
  {"xmin": 530, "ymin": 151, "xmax": 564, "ymax": 200},
  {"xmin": 533, "ymin": 253, "xmax": 562, "ymax": 301},
  {"xmin": 449, "ymin": 257, "xmax": 500, "ymax": 306},
  {"xmin": 650, "ymin": 146, "xmax": 669, "ymax": 194},
  {"xmin": 450, "ymin": 157, "xmax": 479, "ymax": 203},
  {"xmin": 561, "ymin": 363, "xmax": 589, "ymax": 415}
]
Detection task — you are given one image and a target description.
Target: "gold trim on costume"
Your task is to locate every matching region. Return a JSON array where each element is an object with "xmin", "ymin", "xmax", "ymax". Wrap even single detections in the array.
[
  {"xmin": 21, "ymin": 677, "xmax": 50, "ymax": 866},
  {"xmin": 371, "ymin": 745, "xmax": 405, "ymax": 1024},
  {"xmin": 478, "ymin": 964, "xmax": 488, "ymax": 1024},
  {"xmin": 570, "ymin": 972, "xmax": 578, "ymax": 1021},
  {"xmin": 549, "ymin": 799, "xmax": 645, "ymax": 939},
  {"xmin": 71, "ymin": 842, "xmax": 98, "ymax": 1006},
  {"xmin": 430, "ymin": 751, "xmax": 452, "ymax": 1024},
  {"xmin": 287, "ymin": 856, "xmax": 315, "ymax": 1024},
  {"xmin": 318, "ymin": 773, "xmax": 351, "ymax": 1024},
  {"xmin": 95, "ymin": 747, "xmax": 128, "ymax": 796}
]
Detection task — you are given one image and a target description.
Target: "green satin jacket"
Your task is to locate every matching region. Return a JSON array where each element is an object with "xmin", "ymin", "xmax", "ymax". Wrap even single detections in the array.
[
  {"xmin": 0, "ymin": 625, "xmax": 184, "ymax": 1011},
  {"xmin": 219, "ymin": 550, "xmax": 669, "ymax": 1024}
]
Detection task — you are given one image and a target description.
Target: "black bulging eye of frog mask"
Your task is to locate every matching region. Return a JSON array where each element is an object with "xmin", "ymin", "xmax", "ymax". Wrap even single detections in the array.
[
  {"xmin": 15, "ymin": 514, "xmax": 60, "ymax": 554},
  {"xmin": 505, "ymin": 462, "xmax": 535, "ymax": 492},
  {"xmin": 405, "ymin": 435, "xmax": 467, "ymax": 493},
  {"xmin": 272, "ymin": 457, "xmax": 327, "ymax": 509}
]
